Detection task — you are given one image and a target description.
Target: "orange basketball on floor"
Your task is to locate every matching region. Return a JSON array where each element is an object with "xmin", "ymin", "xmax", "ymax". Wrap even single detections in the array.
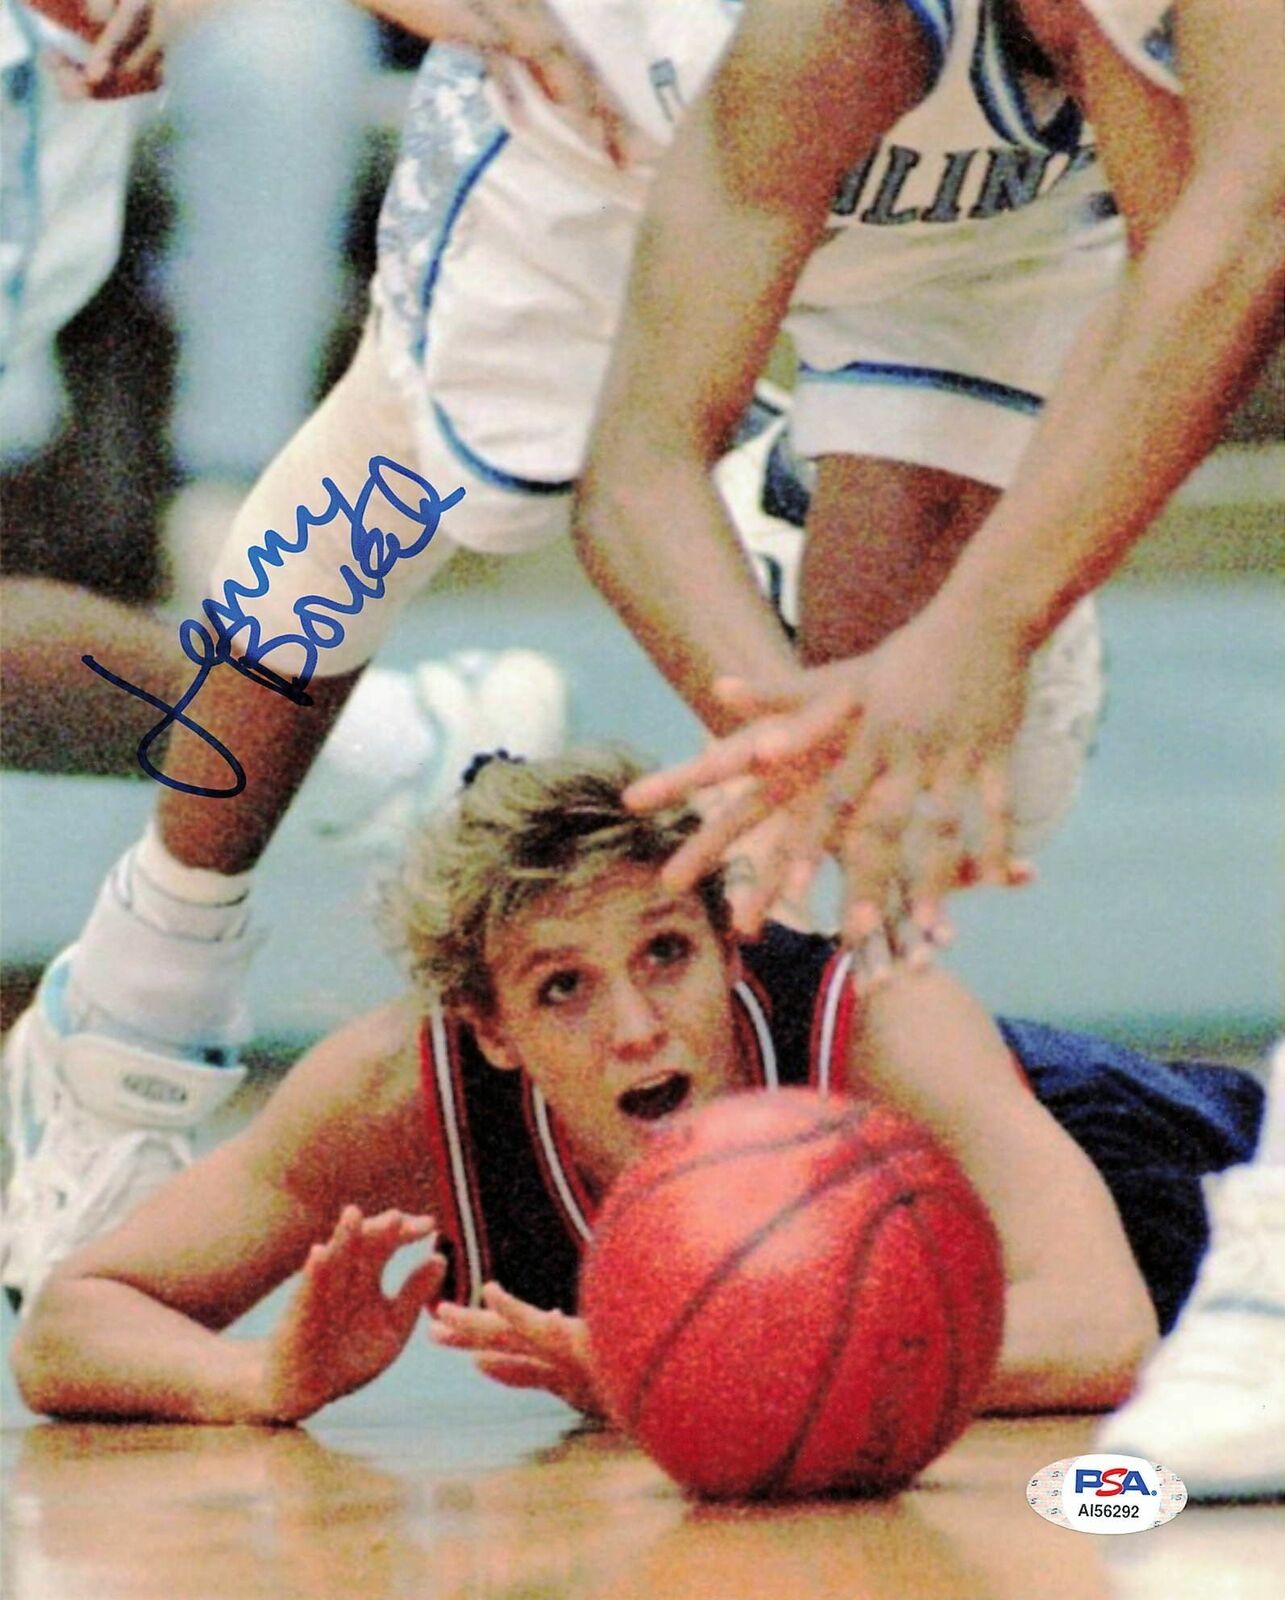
[{"xmin": 581, "ymin": 1090, "xmax": 1004, "ymax": 1500}]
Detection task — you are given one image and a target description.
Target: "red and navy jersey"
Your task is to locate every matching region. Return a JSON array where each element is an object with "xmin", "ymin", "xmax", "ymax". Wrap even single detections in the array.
[
  {"xmin": 418, "ymin": 924, "xmax": 1262, "ymax": 1330},
  {"xmin": 417, "ymin": 923, "xmax": 854, "ymax": 1312}
]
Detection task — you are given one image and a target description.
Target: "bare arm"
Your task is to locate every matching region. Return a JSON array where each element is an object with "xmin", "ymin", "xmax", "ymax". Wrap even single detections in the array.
[
  {"xmin": 11, "ymin": 1001, "xmax": 441, "ymax": 1424},
  {"xmin": 623, "ymin": 0, "xmax": 1284, "ymax": 935},
  {"xmin": 845, "ymin": 967, "xmax": 1158, "ymax": 1412},
  {"xmin": 932, "ymin": 0, "xmax": 1284, "ymax": 652},
  {"xmin": 573, "ymin": 0, "xmax": 932, "ymax": 729}
]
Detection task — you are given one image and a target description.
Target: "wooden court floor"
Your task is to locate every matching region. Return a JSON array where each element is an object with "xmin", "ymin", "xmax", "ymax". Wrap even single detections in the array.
[{"xmin": 3, "ymin": 1410, "xmax": 1281, "ymax": 1600}]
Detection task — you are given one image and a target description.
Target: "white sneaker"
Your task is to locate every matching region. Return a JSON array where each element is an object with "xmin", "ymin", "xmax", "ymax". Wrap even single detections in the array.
[
  {"xmin": 1101, "ymin": 1506, "xmax": 1285, "ymax": 1600},
  {"xmin": 1, "ymin": 950, "xmax": 247, "ymax": 1311},
  {"xmin": 715, "ymin": 385, "xmax": 808, "ymax": 635},
  {"xmin": 296, "ymin": 661, "xmax": 469, "ymax": 852},
  {"xmin": 302, "ymin": 649, "xmax": 568, "ymax": 852},
  {"xmin": 466, "ymin": 647, "xmax": 568, "ymax": 764},
  {"xmin": 1095, "ymin": 1158, "xmax": 1285, "ymax": 1500},
  {"xmin": 1008, "ymin": 595, "xmax": 1105, "ymax": 856}
]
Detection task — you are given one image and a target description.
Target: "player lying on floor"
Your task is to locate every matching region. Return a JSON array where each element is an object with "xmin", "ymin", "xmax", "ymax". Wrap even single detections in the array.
[{"xmin": 10, "ymin": 750, "xmax": 1261, "ymax": 1425}]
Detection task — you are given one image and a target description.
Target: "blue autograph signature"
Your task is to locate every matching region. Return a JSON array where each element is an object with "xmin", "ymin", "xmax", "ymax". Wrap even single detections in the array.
[{"xmin": 83, "ymin": 456, "xmax": 464, "ymax": 797}]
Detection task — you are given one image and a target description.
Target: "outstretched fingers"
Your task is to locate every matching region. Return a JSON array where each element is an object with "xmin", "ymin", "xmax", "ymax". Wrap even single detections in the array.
[
  {"xmin": 481, "ymin": 1283, "xmax": 586, "ymax": 1359},
  {"xmin": 662, "ymin": 783, "xmax": 780, "ymax": 895},
  {"xmin": 432, "ymin": 1284, "xmax": 587, "ymax": 1363},
  {"xmin": 468, "ymin": 0, "xmax": 647, "ymax": 170},
  {"xmin": 472, "ymin": 1353, "xmax": 562, "ymax": 1391},
  {"xmin": 625, "ymin": 676, "xmax": 850, "ymax": 814},
  {"xmin": 430, "ymin": 1301, "xmax": 522, "ymax": 1354},
  {"xmin": 903, "ymin": 767, "xmax": 971, "ymax": 935},
  {"xmin": 303, "ymin": 1206, "xmax": 439, "ymax": 1311},
  {"xmin": 625, "ymin": 726, "xmax": 786, "ymax": 819},
  {"xmin": 722, "ymin": 809, "xmax": 823, "ymax": 938},
  {"xmin": 473, "ymin": 1351, "xmax": 600, "ymax": 1413},
  {"xmin": 833, "ymin": 767, "xmax": 918, "ymax": 945},
  {"xmin": 389, "ymin": 1255, "xmax": 449, "ymax": 1332},
  {"xmin": 974, "ymin": 761, "xmax": 1031, "ymax": 888},
  {"xmin": 82, "ymin": 0, "xmax": 164, "ymax": 93}
]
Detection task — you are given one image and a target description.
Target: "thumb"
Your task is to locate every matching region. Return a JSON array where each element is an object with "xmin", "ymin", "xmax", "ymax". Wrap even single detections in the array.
[{"xmin": 390, "ymin": 1254, "xmax": 448, "ymax": 1331}]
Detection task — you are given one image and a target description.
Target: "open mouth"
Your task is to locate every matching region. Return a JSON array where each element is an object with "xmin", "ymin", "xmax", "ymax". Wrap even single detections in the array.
[{"xmin": 617, "ymin": 1071, "xmax": 693, "ymax": 1123}]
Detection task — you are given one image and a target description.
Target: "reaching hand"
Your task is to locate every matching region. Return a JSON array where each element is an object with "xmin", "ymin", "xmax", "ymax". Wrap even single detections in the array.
[
  {"xmin": 431, "ymin": 1282, "xmax": 603, "ymax": 1417},
  {"xmin": 627, "ymin": 610, "xmax": 1036, "ymax": 967},
  {"xmin": 259, "ymin": 1206, "xmax": 445, "ymax": 1423},
  {"xmin": 446, "ymin": 0, "xmax": 647, "ymax": 170},
  {"xmin": 36, "ymin": 0, "xmax": 203, "ymax": 98},
  {"xmin": 695, "ymin": 778, "xmax": 822, "ymax": 939}
]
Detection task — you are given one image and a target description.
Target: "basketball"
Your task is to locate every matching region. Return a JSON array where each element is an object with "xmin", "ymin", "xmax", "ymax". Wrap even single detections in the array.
[{"xmin": 580, "ymin": 1089, "xmax": 1005, "ymax": 1500}]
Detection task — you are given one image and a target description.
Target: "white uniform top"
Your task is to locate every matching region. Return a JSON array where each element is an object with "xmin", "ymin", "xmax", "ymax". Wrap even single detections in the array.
[
  {"xmin": 495, "ymin": 0, "xmax": 1182, "ymax": 305},
  {"xmin": 369, "ymin": 1, "xmax": 1184, "ymax": 521}
]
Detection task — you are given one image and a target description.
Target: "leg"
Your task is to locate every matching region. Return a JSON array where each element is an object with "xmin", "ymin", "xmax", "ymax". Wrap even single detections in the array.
[
  {"xmin": 1, "ymin": 312, "xmax": 575, "ymax": 1308},
  {"xmin": 0, "ymin": 580, "xmax": 174, "ymax": 776},
  {"xmin": 2, "ymin": 42, "xmax": 611, "ymax": 1299},
  {"xmin": 155, "ymin": 321, "xmax": 452, "ymax": 871},
  {"xmin": 156, "ymin": 664, "xmax": 361, "ymax": 873},
  {"xmin": 797, "ymin": 452, "xmax": 1104, "ymax": 858},
  {"xmin": 1, "ymin": 330, "xmax": 446, "ymax": 1309},
  {"xmin": 789, "ymin": 221, "xmax": 1124, "ymax": 668},
  {"xmin": 799, "ymin": 455, "xmax": 998, "ymax": 665}
]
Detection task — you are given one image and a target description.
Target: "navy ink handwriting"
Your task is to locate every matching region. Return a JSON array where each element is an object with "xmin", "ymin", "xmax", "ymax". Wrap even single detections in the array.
[{"xmin": 83, "ymin": 456, "xmax": 464, "ymax": 797}]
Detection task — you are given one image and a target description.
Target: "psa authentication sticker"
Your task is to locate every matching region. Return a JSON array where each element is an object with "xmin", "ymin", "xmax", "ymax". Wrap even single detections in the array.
[{"xmin": 1027, "ymin": 1455, "xmax": 1187, "ymax": 1534}]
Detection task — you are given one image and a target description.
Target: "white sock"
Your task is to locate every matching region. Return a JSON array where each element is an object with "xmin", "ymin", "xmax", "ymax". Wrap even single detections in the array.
[
  {"xmin": 123, "ymin": 824, "xmax": 254, "ymax": 943},
  {"xmin": 64, "ymin": 830, "xmax": 257, "ymax": 1051}
]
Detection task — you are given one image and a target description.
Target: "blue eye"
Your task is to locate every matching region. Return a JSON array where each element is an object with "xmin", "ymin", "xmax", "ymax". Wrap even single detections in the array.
[
  {"xmin": 537, "ymin": 970, "xmax": 581, "ymax": 1006},
  {"xmin": 649, "ymin": 932, "xmax": 692, "ymax": 966}
]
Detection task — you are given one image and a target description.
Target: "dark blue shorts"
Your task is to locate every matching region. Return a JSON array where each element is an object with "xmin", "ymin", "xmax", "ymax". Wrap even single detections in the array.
[{"xmin": 1000, "ymin": 1018, "xmax": 1265, "ymax": 1332}]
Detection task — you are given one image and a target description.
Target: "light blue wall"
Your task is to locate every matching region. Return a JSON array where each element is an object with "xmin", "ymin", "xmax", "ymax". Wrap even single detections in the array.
[{"xmin": 1, "ymin": 558, "xmax": 1279, "ymax": 1052}]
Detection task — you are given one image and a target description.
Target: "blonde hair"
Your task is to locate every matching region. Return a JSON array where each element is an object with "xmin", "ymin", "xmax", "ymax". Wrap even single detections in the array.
[{"xmin": 383, "ymin": 747, "xmax": 729, "ymax": 1014}]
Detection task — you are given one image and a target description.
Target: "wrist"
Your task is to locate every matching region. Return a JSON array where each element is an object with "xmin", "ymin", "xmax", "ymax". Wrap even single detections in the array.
[
  {"xmin": 914, "ymin": 578, "xmax": 1043, "ymax": 667},
  {"xmin": 920, "ymin": 498, "xmax": 1099, "ymax": 661},
  {"xmin": 233, "ymin": 1341, "xmax": 314, "ymax": 1427}
]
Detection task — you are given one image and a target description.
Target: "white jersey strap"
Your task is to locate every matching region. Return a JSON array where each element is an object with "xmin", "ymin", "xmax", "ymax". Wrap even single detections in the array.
[
  {"xmin": 733, "ymin": 977, "xmax": 779, "ymax": 1086},
  {"xmin": 426, "ymin": 1004, "xmax": 488, "ymax": 1305},
  {"xmin": 812, "ymin": 950, "xmax": 855, "ymax": 1094},
  {"xmin": 528, "ymin": 1083, "xmax": 595, "ymax": 1244}
]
